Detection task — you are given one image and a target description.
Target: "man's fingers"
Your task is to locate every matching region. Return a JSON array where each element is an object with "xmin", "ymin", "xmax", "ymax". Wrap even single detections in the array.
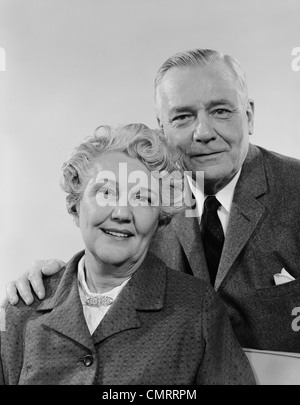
[
  {"xmin": 26, "ymin": 259, "xmax": 50, "ymax": 299},
  {"xmin": 40, "ymin": 259, "xmax": 66, "ymax": 276},
  {"xmin": 14, "ymin": 276, "xmax": 35, "ymax": 305},
  {"xmin": 4, "ymin": 259, "xmax": 66, "ymax": 307},
  {"xmin": 6, "ymin": 281, "xmax": 20, "ymax": 305},
  {"xmin": 27, "ymin": 271, "xmax": 45, "ymax": 300},
  {"xmin": 26, "ymin": 259, "xmax": 65, "ymax": 299},
  {"xmin": 0, "ymin": 296, "xmax": 9, "ymax": 310},
  {"xmin": 5, "ymin": 278, "xmax": 27, "ymax": 306}
]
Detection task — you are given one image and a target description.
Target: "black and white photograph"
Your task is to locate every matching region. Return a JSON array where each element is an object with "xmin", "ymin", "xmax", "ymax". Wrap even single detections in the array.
[{"xmin": 1, "ymin": 0, "xmax": 300, "ymax": 387}]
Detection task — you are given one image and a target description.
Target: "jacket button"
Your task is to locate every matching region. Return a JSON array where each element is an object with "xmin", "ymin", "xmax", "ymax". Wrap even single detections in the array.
[{"xmin": 83, "ymin": 354, "xmax": 93, "ymax": 367}]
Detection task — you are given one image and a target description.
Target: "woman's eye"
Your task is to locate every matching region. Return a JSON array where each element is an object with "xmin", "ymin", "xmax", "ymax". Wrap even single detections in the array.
[
  {"xmin": 95, "ymin": 187, "xmax": 117, "ymax": 207},
  {"xmin": 100, "ymin": 188, "xmax": 114, "ymax": 196},
  {"xmin": 134, "ymin": 191, "xmax": 151, "ymax": 204},
  {"xmin": 136, "ymin": 193, "xmax": 149, "ymax": 201}
]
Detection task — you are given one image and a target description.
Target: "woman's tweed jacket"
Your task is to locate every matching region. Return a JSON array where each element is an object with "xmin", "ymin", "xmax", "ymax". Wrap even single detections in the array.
[{"xmin": 0, "ymin": 250, "xmax": 255, "ymax": 385}]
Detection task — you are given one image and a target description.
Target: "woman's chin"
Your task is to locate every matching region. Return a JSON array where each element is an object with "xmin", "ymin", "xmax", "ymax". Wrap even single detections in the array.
[{"xmin": 95, "ymin": 255, "xmax": 126, "ymax": 267}]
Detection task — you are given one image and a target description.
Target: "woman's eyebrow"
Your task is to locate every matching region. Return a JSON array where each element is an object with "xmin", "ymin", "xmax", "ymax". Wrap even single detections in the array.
[
  {"xmin": 138, "ymin": 186, "xmax": 159, "ymax": 197},
  {"xmin": 90, "ymin": 178, "xmax": 117, "ymax": 191}
]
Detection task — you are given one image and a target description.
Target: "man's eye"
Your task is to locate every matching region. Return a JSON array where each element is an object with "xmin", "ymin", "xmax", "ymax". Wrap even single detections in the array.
[
  {"xmin": 212, "ymin": 109, "xmax": 232, "ymax": 118},
  {"xmin": 172, "ymin": 114, "xmax": 192, "ymax": 123}
]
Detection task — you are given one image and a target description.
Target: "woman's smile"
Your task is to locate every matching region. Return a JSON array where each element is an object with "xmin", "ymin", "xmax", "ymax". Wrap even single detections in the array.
[{"xmin": 101, "ymin": 227, "xmax": 133, "ymax": 239}]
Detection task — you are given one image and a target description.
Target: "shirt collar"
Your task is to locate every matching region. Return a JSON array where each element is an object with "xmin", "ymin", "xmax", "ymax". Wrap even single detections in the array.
[
  {"xmin": 216, "ymin": 169, "xmax": 241, "ymax": 214},
  {"xmin": 187, "ymin": 169, "xmax": 241, "ymax": 218},
  {"xmin": 77, "ymin": 255, "xmax": 130, "ymax": 299}
]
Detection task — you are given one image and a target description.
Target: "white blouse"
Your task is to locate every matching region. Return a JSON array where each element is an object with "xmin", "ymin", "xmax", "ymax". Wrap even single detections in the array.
[{"xmin": 77, "ymin": 256, "xmax": 130, "ymax": 335}]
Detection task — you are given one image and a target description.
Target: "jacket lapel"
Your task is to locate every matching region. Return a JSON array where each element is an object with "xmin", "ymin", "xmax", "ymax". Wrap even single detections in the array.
[
  {"xmin": 215, "ymin": 144, "xmax": 267, "ymax": 290},
  {"xmin": 172, "ymin": 211, "xmax": 210, "ymax": 283},
  {"xmin": 92, "ymin": 252, "xmax": 167, "ymax": 345},
  {"xmin": 36, "ymin": 252, "xmax": 168, "ymax": 348},
  {"xmin": 36, "ymin": 251, "xmax": 95, "ymax": 351}
]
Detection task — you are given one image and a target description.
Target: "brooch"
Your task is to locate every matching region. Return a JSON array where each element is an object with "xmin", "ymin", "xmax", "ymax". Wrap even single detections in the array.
[{"xmin": 85, "ymin": 296, "xmax": 114, "ymax": 308}]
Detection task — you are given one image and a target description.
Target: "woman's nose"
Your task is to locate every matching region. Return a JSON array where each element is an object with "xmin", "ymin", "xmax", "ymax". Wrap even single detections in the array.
[{"xmin": 111, "ymin": 204, "xmax": 133, "ymax": 222}]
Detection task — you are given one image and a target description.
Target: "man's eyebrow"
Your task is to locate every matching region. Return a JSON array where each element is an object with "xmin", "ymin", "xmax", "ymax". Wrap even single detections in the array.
[
  {"xmin": 169, "ymin": 106, "xmax": 196, "ymax": 115},
  {"xmin": 206, "ymin": 99, "xmax": 236, "ymax": 109}
]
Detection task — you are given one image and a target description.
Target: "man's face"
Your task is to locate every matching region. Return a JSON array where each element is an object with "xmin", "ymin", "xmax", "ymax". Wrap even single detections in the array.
[{"xmin": 156, "ymin": 62, "xmax": 254, "ymax": 194}]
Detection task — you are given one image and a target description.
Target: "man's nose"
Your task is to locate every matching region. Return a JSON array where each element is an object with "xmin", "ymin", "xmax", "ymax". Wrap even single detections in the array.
[
  {"xmin": 111, "ymin": 203, "xmax": 133, "ymax": 222},
  {"xmin": 193, "ymin": 115, "xmax": 216, "ymax": 142}
]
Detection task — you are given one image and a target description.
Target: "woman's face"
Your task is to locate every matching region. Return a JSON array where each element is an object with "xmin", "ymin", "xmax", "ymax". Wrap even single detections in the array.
[{"xmin": 77, "ymin": 151, "xmax": 161, "ymax": 269}]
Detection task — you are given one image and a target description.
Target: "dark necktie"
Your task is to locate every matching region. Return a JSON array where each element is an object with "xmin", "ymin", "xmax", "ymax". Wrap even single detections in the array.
[{"xmin": 201, "ymin": 196, "xmax": 224, "ymax": 285}]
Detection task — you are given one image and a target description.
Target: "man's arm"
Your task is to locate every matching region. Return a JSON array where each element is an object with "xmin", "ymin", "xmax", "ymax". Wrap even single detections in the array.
[{"xmin": 2, "ymin": 259, "xmax": 65, "ymax": 306}]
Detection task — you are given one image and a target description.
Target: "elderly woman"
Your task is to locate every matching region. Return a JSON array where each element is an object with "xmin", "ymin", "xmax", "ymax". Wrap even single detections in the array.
[{"xmin": 0, "ymin": 124, "xmax": 255, "ymax": 385}]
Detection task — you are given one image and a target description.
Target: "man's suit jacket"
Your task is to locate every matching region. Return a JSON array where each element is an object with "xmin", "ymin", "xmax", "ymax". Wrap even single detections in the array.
[
  {"xmin": 0, "ymin": 251, "xmax": 255, "ymax": 385},
  {"xmin": 150, "ymin": 144, "xmax": 300, "ymax": 352}
]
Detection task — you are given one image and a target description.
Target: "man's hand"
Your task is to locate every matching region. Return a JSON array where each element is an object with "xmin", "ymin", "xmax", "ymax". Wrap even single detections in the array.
[{"xmin": 4, "ymin": 259, "xmax": 66, "ymax": 306}]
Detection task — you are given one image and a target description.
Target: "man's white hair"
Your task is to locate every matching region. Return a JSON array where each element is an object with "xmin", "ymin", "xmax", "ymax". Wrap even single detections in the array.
[{"xmin": 154, "ymin": 48, "xmax": 249, "ymax": 108}]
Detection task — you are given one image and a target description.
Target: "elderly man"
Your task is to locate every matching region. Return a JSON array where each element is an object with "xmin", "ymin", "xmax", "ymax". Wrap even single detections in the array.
[{"xmin": 4, "ymin": 49, "xmax": 300, "ymax": 352}]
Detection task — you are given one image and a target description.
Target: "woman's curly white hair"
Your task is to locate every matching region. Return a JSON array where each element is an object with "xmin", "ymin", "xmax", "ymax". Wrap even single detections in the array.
[{"xmin": 60, "ymin": 123, "xmax": 186, "ymax": 226}]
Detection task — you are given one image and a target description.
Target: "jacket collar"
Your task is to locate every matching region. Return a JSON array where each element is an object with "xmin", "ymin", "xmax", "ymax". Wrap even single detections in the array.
[
  {"xmin": 214, "ymin": 144, "xmax": 268, "ymax": 289},
  {"xmin": 36, "ymin": 250, "xmax": 95, "ymax": 350},
  {"xmin": 36, "ymin": 250, "xmax": 167, "ymax": 347},
  {"xmin": 234, "ymin": 144, "xmax": 268, "ymax": 201},
  {"xmin": 172, "ymin": 211, "xmax": 210, "ymax": 283},
  {"xmin": 171, "ymin": 144, "xmax": 268, "ymax": 290},
  {"xmin": 91, "ymin": 251, "xmax": 167, "ymax": 344}
]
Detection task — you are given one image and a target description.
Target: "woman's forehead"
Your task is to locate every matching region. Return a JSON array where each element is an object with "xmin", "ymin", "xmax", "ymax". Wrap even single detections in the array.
[
  {"xmin": 92, "ymin": 151, "xmax": 149, "ymax": 173},
  {"xmin": 88, "ymin": 151, "xmax": 160, "ymax": 192}
]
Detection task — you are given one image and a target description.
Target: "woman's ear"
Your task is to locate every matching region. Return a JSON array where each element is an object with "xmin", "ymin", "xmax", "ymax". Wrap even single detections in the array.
[
  {"xmin": 74, "ymin": 204, "xmax": 80, "ymax": 227},
  {"xmin": 156, "ymin": 116, "xmax": 163, "ymax": 131}
]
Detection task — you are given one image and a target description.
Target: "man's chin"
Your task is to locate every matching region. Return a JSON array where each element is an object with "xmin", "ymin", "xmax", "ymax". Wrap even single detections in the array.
[{"xmin": 188, "ymin": 163, "xmax": 226, "ymax": 181}]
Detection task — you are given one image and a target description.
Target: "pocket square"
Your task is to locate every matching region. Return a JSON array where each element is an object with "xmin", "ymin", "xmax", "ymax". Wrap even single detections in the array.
[{"xmin": 274, "ymin": 268, "xmax": 295, "ymax": 285}]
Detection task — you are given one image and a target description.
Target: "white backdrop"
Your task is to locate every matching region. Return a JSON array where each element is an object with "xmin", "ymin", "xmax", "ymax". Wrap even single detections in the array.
[{"xmin": 1, "ymin": 0, "xmax": 300, "ymax": 298}]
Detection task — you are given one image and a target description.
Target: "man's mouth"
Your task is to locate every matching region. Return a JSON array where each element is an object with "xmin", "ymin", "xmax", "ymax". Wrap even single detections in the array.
[
  {"xmin": 193, "ymin": 151, "xmax": 223, "ymax": 157},
  {"xmin": 190, "ymin": 151, "xmax": 224, "ymax": 160}
]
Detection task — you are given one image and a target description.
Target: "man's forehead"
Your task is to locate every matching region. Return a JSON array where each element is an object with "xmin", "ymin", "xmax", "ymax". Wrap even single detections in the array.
[
  {"xmin": 158, "ymin": 64, "xmax": 240, "ymax": 111},
  {"xmin": 161, "ymin": 61, "xmax": 236, "ymax": 86}
]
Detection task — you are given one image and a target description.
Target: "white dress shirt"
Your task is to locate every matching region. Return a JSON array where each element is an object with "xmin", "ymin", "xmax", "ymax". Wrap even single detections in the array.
[
  {"xmin": 77, "ymin": 256, "xmax": 130, "ymax": 335},
  {"xmin": 187, "ymin": 170, "xmax": 241, "ymax": 236}
]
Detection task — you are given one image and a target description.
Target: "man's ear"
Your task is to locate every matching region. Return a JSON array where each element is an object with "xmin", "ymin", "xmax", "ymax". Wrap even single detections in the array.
[{"xmin": 246, "ymin": 99, "xmax": 255, "ymax": 135}]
